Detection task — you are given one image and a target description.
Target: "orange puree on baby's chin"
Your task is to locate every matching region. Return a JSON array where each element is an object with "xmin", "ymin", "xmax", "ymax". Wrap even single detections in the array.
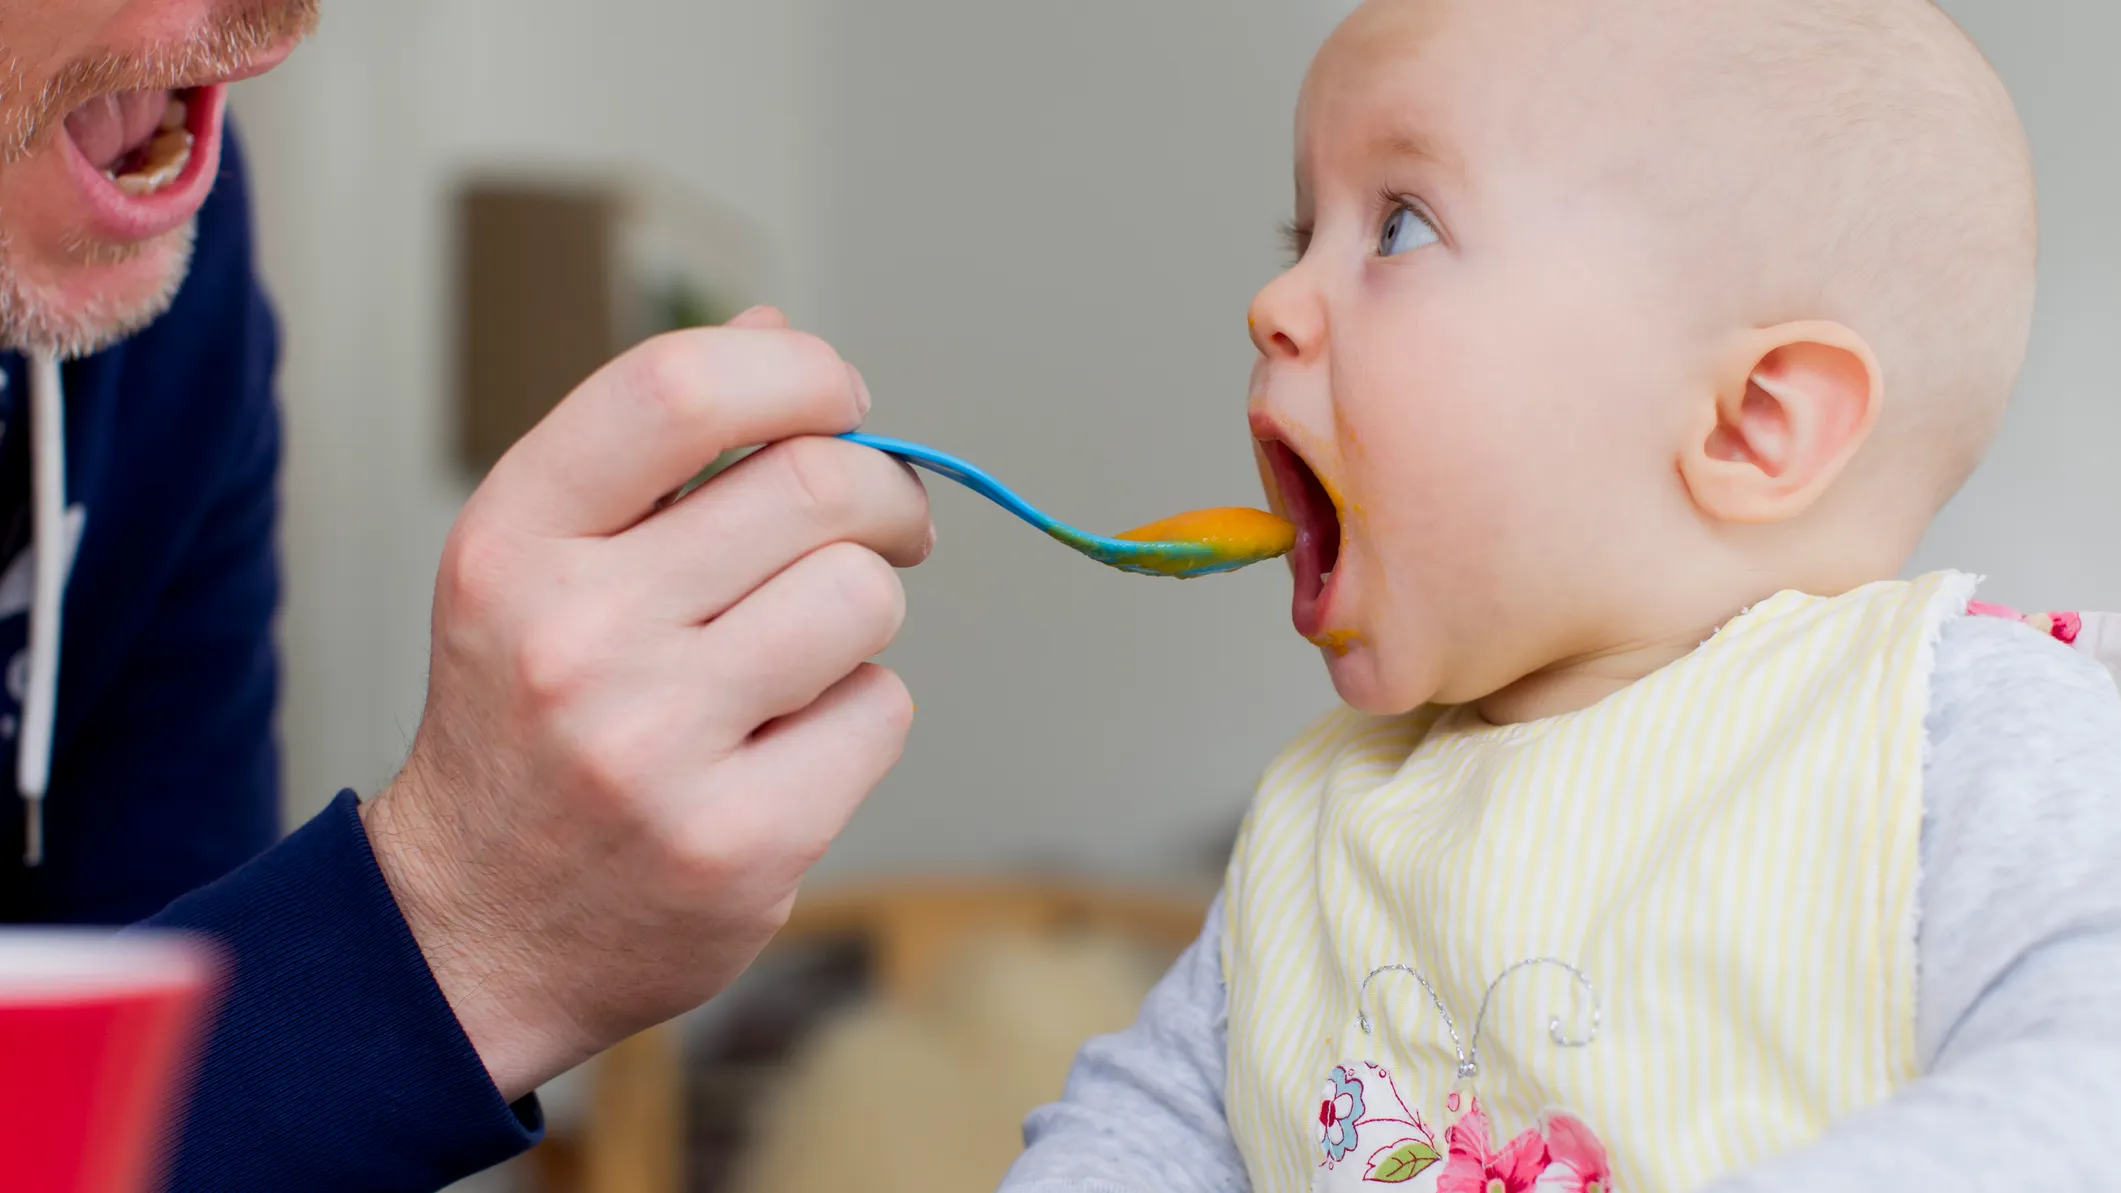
[
  {"xmin": 1308, "ymin": 628, "xmax": 1362, "ymax": 657},
  {"xmin": 1115, "ymin": 507, "xmax": 1297, "ymax": 557}
]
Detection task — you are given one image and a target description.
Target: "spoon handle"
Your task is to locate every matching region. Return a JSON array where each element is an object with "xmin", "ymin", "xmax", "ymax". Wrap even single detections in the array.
[
  {"xmin": 838, "ymin": 431, "xmax": 1284, "ymax": 579},
  {"xmin": 838, "ymin": 432, "xmax": 1068, "ymax": 539}
]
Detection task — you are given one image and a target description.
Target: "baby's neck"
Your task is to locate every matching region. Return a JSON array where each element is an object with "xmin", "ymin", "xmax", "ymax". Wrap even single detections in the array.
[
  {"xmin": 1469, "ymin": 546, "xmax": 1913, "ymax": 725},
  {"xmin": 1472, "ymin": 610, "xmax": 1742, "ymax": 726}
]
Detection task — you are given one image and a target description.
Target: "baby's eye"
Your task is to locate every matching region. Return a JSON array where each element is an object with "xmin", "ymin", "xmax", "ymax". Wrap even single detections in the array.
[{"xmin": 1376, "ymin": 204, "xmax": 1439, "ymax": 257}]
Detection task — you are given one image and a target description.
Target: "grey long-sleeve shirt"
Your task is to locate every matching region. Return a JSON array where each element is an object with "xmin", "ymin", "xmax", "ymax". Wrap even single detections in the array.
[{"xmin": 1001, "ymin": 613, "xmax": 2121, "ymax": 1193}]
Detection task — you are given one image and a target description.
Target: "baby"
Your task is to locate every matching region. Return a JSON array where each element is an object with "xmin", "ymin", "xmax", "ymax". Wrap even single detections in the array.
[{"xmin": 998, "ymin": 1, "xmax": 2121, "ymax": 1191}]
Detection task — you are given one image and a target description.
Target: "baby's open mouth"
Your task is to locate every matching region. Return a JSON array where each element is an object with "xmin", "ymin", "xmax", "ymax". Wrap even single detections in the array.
[
  {"xmin": 1260, "ymin": 440, "xmax": 1342, "ymax": 637},
  {"xmin": 64, "ymin": 88, "xmax": 202, "ymax": 197}
]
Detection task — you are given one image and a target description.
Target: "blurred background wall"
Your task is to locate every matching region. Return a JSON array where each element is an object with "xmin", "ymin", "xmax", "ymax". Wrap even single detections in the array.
[
  {"xmin": 1909, "ymin": 2, "xmax": 2121, "ymax": 598},
  {"xmin": 232, "ymin": 0, "xmax": 2118, "ymax": 889}
]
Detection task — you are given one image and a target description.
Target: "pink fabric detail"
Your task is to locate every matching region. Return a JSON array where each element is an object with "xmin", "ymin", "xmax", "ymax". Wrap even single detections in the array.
[
  {"xmin": 1967, "ymin": 600, "xmax": 2081, "ymax": 645},
  {"xmin": 1538, "ymin": 1113, "xmax": 1611, "ymax": 1193},
  {"xmin": 1439, "ymin": 1102, "xmax": 1549, "ymax": 1193}
]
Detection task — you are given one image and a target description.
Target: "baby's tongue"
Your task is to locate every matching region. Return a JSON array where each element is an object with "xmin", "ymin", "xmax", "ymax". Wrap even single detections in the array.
[{"xmin": 63, "ymin": 91, "xmax": 171, "ymax": 173}]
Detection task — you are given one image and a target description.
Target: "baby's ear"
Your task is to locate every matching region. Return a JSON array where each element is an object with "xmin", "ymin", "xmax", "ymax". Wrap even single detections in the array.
[{"xmin": 1678, "ymin": 322, "xmax": 1882, "ymax": 525}]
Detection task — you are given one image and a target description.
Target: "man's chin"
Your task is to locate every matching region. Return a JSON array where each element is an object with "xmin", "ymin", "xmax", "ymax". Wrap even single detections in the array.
[{"xmin": 0, "ymin": 224, "xmax": 195, "ymax": 359}]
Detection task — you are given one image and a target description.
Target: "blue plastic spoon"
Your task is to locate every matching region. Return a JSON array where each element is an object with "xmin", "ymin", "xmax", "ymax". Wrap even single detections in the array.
[{"xmin": 839, "ymin": 432, "xmax": 1294, "ymax": 579}]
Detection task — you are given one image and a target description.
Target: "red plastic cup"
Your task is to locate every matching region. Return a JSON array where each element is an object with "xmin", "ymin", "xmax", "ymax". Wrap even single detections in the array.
[{"xmin": 0, "ymin": 932, "xmax": 219, "ymax": 1193}]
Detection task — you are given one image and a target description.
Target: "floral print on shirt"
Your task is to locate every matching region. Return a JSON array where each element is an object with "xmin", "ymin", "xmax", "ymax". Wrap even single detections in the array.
[{"xmin": 1312, "ymin": 1062, "xmax": 1612, "ymax": 1192}]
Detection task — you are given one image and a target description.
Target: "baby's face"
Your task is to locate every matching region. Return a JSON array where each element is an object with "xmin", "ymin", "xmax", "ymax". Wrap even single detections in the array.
[{"xmin": 1248, "ymin": 1, "xmax": 1701, "ymax": 715}]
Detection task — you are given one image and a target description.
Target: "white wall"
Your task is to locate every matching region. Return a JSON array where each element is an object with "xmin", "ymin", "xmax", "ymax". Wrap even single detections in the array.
[
  {"xmin": 1911, "ymin": 1, "xmax": 2121, "ymax": 607},
  {"xmin": 235, "ymin": 0, "xmax": 438, "ymax": 823},
  {"xmin": 241, "ymin": 0, "xmax": 2117, "ymax": 883},
  {"xmin": 803, "ymin": 0, "xmax": 1343, "ymax": 880}
]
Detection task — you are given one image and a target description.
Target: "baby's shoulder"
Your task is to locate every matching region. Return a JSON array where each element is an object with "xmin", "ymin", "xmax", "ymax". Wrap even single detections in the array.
[
  {"xmin": 1917, "ymin": 614, "xmax": 2121, "ymax": 1023},
  {"xmin": 1924, "ymin": 611, "xmax": 2121, "ymax": 861},
  {"xmin": 1931, "ymin": 609, "xmax": 2121, "ymax": 737}
]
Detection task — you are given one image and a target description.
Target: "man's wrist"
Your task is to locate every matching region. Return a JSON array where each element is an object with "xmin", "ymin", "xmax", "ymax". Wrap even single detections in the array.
[{"xmin": 358, "ymin": 778, "xmax": 575, "ymax": 1102}]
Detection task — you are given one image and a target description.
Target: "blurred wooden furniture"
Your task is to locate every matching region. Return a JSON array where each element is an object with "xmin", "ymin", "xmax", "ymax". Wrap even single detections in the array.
[
  {"xmin": 528, "ymin": 879, "xmax": 1211, "ymax": 1193},
  {"xmin": 779, "ymin": 879, "xmax": 1211, "ymax": 1002}
]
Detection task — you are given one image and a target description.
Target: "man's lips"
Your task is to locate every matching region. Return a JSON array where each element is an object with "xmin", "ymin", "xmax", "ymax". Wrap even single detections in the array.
[
  {"xmin": 53, "ymin": 34, "xmax": 305, "ymax": 244},
  {"xmin": 1257, "ymin": 436, "xmax": 1344, "ymax": 642},
  {"xmin": 49, "ymin": 29, "xmax": 307, "ymax": 246},
  {"xmin": 60, "ymin": 85, "xmax": 226, "ymax": 244}
]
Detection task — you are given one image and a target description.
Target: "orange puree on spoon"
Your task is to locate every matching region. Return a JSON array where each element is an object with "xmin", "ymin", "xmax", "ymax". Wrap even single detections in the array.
[{"xmin": 1117, "ymin": 507, "xmax": 1296, "ymax": 556}]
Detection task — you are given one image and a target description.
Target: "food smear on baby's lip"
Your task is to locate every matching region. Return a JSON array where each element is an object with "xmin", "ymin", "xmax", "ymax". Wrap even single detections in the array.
[{"xmin": 1102, "ymin": 507, "xmax": 1296, "ymax": 577}]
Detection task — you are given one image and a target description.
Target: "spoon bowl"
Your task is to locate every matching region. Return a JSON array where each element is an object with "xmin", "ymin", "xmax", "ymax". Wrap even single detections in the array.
[{"xmin": 840, "ymin": 432, "xmax": 1293, "ymax": 579}]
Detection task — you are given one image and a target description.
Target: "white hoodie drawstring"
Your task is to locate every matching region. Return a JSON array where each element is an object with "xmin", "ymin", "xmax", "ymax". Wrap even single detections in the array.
[{"xmin": 20, "ymin": 352, "xmax": 65, "ymax": 866}]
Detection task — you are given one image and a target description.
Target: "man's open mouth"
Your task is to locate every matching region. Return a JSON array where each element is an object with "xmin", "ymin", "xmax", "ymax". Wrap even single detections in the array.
[
  {"xmin": 53, "ymin": 81, "xmax": 242, "ymax": 244},
  {"xmin": 1260, "ymin": 439, "xmax": 1344, "ymax": 638},
  {"xmin": 64, "ymin": 88, "xmax": 203, "ymax": 198}
]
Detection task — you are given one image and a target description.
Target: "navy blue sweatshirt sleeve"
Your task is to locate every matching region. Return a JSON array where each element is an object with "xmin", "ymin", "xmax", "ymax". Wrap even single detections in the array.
[
  {"xmin": 0, "ymin": 128, "xmax": 543, "ymax": 1191},
  {"xmin": 146, "ymin": 793, "xmax": 543, "ymax": 1192}
]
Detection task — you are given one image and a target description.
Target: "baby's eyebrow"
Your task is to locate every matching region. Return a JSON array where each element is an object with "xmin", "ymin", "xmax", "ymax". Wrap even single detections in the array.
[
  {"xmin": 1286, "ymin": 127, "xmax": 1448, "ymax": 220},
  {"xmin": 1367, "ymin": 127, "xmax": 1451, "ymax": 170},
  {"xmin": 1374, "ymin": 129, "xmax": 1442, "ymax": 162}
]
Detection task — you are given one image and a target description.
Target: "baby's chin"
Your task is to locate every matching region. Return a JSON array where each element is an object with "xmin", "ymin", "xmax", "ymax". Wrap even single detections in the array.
[{"xmin": 1321, "ymin": 636, "xmax": 1440, "ymax": 717}]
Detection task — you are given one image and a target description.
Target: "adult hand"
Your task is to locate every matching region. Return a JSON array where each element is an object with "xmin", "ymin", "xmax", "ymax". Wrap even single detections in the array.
[{"xmin": 360, "ymin": 307, "xmax": 932, "ymax": 1099}]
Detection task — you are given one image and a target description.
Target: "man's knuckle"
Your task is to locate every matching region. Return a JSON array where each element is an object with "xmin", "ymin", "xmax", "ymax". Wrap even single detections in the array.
[
  {"xmin": 573, "ymin": 716, "xmax": 663, "ymax": 799},
  {"xmin": 780, "ymin": 437, "xmax": 861, "ymax": 523},
  {"xmin": 758, "ymin": 329, "xmax": 855, "ymax": 419},
  {"xmin": 671, "ymin": 810, "xmax": 762, "ymax": 879},
  {"xmin": 773, "ymin": 329, "xmax": 841, "ymax": 380},
  {"xmin": 831, "ymin": 546, "xmax": 905, "ymax": 624},
  {"xmin": 626, "ymin": 334, "xmax": 704, "ymax": 420},
  {"xmin": 438, "ymin": 522, "xmax": 509, "ymax": 610},
  {"xmin": 514, "ymin": 609, "xmax": 603, "ymax": 704},
  {"xmin": 869, "ymin": 667, "xmax": 917, "ymax": 735}
]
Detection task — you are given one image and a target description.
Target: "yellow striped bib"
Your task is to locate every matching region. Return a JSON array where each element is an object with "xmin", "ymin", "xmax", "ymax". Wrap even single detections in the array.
[{"xmin": 1222, "ymin": 572, "xmax": 1974, "ymax": 1193}]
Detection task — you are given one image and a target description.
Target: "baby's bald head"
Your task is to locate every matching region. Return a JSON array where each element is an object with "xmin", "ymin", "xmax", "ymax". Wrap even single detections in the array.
[
  {"xmin": 1332, "ymin": 0, "xmax": 2037, "ymax": 508},
  {"xmin": 1593, "ymin": 0, "xmax": 2036, "ymax": 509}
]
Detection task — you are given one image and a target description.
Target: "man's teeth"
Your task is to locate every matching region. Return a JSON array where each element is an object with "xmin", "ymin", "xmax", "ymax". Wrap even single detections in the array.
[
  {"xmin": 109, "ymin": 124, "xmax": 192, "ymax": 197},
  {"xmin": 1320, "ymin": 571, "xmax": 1334, "ymax": 586}
]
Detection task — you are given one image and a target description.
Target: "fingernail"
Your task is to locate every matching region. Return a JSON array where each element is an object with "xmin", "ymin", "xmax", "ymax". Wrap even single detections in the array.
[
  {"xmin": 847, "ymin": 362, "xmax": 872, "ymax": 418},
  {"xmin": 731, "ymin": 305, "xmax": 766, "ymax": 323},
  {"xmin": 922, "ymin": 522, "xmax": 938, "ymax": 557}
]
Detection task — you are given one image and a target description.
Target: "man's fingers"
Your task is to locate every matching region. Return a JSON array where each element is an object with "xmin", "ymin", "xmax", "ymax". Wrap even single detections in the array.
[
  {"xmin": 724, "ymin": 305, "xmax": 791, "ymax": 331},
  {"xmin": 694, "ymin": 541, "xmax": 908, "ymax": 737},
  {"xmin": 623, "ymin": 435, "xmax": 932, "ymax": 625},
  {"xmin": 712, "ymin": 663, "xmax": 914, "ymax": 856},
  {"xmin": 484, "ymin": 323, "xmax": 866, "ymax": 538}
]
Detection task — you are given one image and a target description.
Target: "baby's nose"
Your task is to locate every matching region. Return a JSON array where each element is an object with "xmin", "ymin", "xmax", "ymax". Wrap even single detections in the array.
[{"xmin": 1248, "ymin": 270, "xmax": 1324, "ymax": 361}]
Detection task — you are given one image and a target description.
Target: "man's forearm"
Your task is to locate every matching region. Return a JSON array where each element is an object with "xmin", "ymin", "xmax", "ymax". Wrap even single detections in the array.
[{"xmin": 146, "ymin": 792, "xmax": 539, "ymax": 1193}]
